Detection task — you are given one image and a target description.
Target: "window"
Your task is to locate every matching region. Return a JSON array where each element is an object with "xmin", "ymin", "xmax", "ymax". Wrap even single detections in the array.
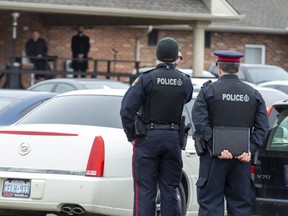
[
  {"xmin": 244, "ymin": 45, "xmax": 265, "ymax": 64},
  {"xmin": 148, "ymin": 29, "xmax": 158, "ymax": 46},
  {"xmin": 205, "ymin": 32, "xmax": 211, "ymax": 48}
]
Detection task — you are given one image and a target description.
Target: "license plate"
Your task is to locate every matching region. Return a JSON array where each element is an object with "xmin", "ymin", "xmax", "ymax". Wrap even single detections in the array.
[{"xmin": 2, "ymin": 179, "xmax": 31, "ymax": 198}]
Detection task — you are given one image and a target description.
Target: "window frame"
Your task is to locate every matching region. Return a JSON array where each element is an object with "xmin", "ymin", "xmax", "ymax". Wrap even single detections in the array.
[{"xmin": 244, "ymin": 44, "xmax": 266, "ymax": 64}]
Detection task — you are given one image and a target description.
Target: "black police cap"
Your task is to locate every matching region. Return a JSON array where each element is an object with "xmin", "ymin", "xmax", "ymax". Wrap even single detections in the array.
[{"xmin": 156, "ymin": 37, "xmax": 179, "ymax": 63}]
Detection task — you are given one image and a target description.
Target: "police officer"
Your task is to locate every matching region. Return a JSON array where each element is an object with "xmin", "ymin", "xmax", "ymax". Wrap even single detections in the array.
[
  {"xmin": 192, "ymin": 50, "xmax": 270, "ymax": 216},
  {"xmin": 120, "ymin": 37, "xmax": 193, "ymax": 216}
]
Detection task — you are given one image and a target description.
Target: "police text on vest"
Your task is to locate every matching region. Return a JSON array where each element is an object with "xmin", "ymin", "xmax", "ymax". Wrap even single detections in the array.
[
  {"xmin": 156, "ymin": 78, "xmax": 183, "ymax": 86},
  {"xmin": 222, "ymin": 94, "xmax": 249, "ymax": 102}
]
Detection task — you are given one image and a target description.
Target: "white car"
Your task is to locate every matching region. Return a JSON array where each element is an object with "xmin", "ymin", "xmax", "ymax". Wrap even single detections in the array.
[
  {"xmin": 254, "ymin": 86, "xmax": 288, "ymax": 107},
  {"xmin": 0, "ymin": 89, "xmax": 199, "ymax": 216},
  {"xmin": 257, "ymin": 80, "xmax": 288, "ymax": 95}
]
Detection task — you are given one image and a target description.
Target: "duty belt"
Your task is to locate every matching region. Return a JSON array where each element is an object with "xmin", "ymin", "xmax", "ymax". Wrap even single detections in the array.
[{"xmin": 145, "ymin": 123, "xmax": 179, "ymax": 131}]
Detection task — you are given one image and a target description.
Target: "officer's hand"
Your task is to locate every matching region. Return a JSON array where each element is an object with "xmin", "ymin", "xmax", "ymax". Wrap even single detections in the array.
[
  {"xmin": 130, "ymin": 140, "xmax": 136, "ymax": 146},
  {"xmin": 218, "ymin": 150, "xmax": 233, "ymax": 160},
  {"xmin": 235, "ymin": 152, "xmax": 251, "ymax": 163}
]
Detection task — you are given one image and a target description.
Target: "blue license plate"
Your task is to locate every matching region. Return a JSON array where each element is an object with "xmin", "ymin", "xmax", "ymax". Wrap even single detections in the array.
[{"xmin": 2, "ymin": 179, "xmax": 31, "ymax": 198}]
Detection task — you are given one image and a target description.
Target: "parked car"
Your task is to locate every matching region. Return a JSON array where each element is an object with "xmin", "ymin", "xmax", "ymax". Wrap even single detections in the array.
[
  {"xmin": 133, "ymin": 66, "xmax": 217, "ymax": 91},
  {"xmin": 252, "ymin": 99, "xmax": 288, "ymax": 216},
  {"xmin": 257, "ymin": 80, "xmax": 288, "ymax": 95},
  {"xmin": 0, "ymin": 89, "xmax": 57, "ymax": 126},
  {"xmin": 255, "ymin": 86, "xmax": 288, "ymax": 107},
  {"xmin": 133, "ymin": 66, "xmax": 216, "ymax": 78},
  {"xmin": 0, "ymin": 89, "xmax": 199, "ymax": 216},
  {"xmin": 27, "ymin": 78, "xmax": 130, "ymax": 93},
  {"xmin": 208, "ymin": 63, "xmax": 288, "ymax": 85}
]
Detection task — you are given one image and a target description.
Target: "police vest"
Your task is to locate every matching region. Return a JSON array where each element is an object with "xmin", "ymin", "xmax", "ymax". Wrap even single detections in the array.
[
  {"xmin": 142, "ymin": 68, "xmax": 186, "ymax": 124},
  {"xmin": 208, "ymin": 80, "xmax": 257, "ymax": 128}
]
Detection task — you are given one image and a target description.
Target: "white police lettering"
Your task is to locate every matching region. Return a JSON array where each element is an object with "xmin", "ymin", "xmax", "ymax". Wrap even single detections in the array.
[
  {"xmin": 222, "ymin": 94, "xmax": 249, "ymax": 102},
  {"xmin": 156, "ymin": 78, "xmax": 183, "ymax": 86}
]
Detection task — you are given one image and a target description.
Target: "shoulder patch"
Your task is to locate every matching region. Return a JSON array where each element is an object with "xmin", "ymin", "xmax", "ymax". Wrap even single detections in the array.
[{"xmin": 132, "ymin": 77, "xmax": 140, "ymax": 86}]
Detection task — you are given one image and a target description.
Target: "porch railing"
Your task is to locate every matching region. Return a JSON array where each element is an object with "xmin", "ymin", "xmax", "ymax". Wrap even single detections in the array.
[{"xmin": 0, "ymin": 55, "xmax": 141, "ymax": 89}]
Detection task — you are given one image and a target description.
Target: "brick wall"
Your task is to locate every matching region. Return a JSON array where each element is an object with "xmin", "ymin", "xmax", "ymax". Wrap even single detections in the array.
[
  {"xmin": 0, "ymin": 11, "xmax": 287, "ymax": 85},
  {"xmin": 205, "ymin": 32, "xmax": 288, "ymax": 70}
]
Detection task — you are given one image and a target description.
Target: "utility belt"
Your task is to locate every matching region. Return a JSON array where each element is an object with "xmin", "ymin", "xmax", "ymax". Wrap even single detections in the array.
[
  {"xmin": 134, "ymin": 115, "xmax": 190, "ymax": 150},
  {"xmin": 145, "ymin": 123, "xmax": 179, "ymax": 131}
]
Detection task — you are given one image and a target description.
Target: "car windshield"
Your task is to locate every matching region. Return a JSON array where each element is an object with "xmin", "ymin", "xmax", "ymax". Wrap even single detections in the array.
[
  {"xmin": 247, "ymin": 66, "xmax": 288, "ymax": 84},
  {"xmin": 17, "ymin": 95, "xmax": 123, "ymax": 128}
]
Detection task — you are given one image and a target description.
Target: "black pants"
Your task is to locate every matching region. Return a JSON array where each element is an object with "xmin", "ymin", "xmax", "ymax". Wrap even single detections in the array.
[
  {"xmin": 197, "ymin": 152, "xmax": 253, "ymax": 216},
  {"xmin": 132, "ymin": 130, "xmax": 182, "ymax": 216},
  {"xmin": 33, "ymin": 59, "xmax": 52, "ymax": 79}
]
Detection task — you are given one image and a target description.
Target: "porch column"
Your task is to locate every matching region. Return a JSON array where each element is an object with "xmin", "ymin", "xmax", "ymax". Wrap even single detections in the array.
[{"xmin": 191, "ymin": 21, "xmax": 209, "ymax": 77}]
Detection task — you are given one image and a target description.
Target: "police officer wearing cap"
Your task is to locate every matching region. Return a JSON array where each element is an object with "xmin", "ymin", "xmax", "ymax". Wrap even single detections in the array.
[
  {"xmin": 120, "ymin": 37, "xmax": 193, "ymax": 216},
  {"xmin": 192, "ymin": 50, "xmax": 269, "ymax": 216}
]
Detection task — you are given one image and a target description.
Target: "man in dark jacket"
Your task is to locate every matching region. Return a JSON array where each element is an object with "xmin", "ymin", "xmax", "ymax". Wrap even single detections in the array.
[
  {"xmin": 120, "ymin": 37, "xmax": 193, "ymax": 216},
  {"xmin": 192, "ymin": 50, "xmax": 269, "ymax": 216},
  {"xmin": 71, "ymin": 26, "xmax": 90, "ymax": 78},
  {"xmin": 25, "ymin": 30, "xmax": 49, "ymax": 79}
]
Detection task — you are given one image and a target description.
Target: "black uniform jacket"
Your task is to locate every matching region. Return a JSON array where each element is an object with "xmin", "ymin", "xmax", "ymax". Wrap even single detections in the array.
[
  {"xmin": 192, "ymin": 75, "xmax": 269, "ymax": 154},
  {"xmin": 120, "ymin": 63, "xmax": 193, "ymax": 142}
]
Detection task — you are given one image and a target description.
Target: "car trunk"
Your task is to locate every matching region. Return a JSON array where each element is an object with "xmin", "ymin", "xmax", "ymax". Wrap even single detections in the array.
[
  {"xmin": 0, "ymin": 124, "xmax": 112, "ymax": 174},
  {"xmin": 252, "ymin": 103, "xmax": 288, "ymax": 216}
]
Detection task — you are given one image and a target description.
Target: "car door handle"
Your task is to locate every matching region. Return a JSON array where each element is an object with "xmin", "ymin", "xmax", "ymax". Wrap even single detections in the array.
[{"xmin": 185, "ymin": 149, "xmax": 197, "ymax": 157}]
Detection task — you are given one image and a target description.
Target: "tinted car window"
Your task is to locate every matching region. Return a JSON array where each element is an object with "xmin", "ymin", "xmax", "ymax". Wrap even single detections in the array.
[
  {"xmin": 277, "ymin": 85, "xmax": 288, "ymax": 94},
  {"xmin": 30, "ymin": 83, "xmax": 55, "ymax": 92},
  {"xmin": 18, "ymin": 94, "xmax": 195, "ymax": 130},
  {"xmin": 18, "ymin": 95, "xmax": 123, "ymax": 128},
  {"xmin": 265, "ymin": 109, "xmax": 288, "ymax": 152},
  {"xmin": 0, "ymin": 98, "xmax": 16, "ymax": 112},
  {"xmin": 19, "ymin": 100, "xmax": 50, "ymax": 118},
  {"xmin": 54, "ymin": 83, "xmax": 77, "ymax": 93},
  {"xmin": 237, "ymin": 69, "xmax": 245, "ymax": 81}
]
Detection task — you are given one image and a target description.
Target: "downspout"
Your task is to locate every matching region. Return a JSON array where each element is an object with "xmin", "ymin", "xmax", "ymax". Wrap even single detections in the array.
[{"xmin": 135, "ymin": 25, "xmax": 153, "ymax": 63}]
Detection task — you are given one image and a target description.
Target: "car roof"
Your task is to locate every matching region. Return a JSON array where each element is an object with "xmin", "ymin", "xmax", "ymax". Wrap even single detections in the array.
[
  {"xmin": 55, "ymin": 88, "xmax": 199, "ymax": 100},
  {"xmin": 255, "ymin": 86, "xmax": 288, "ymax": 107},
  {"xmin": 240, "ymin": 64, "xmax": 285, "ymax": 69},
  {"xmin": 0, "ymin": 89, "xmax": 57, "ymax": 99},
  {"xmin": 28, "ymin": 78, "xmax": 130, "ymax": 88},
  {"xmin": 272, "ymin": 99, "xmax": 288, "ymax": 106},
  {"xmin": 258, "ymin": 80, "xmax": 288, "ymax": 86},
  {"xmin": 58, "ymin": 88, "xmax": 128, "ymax": 97}
]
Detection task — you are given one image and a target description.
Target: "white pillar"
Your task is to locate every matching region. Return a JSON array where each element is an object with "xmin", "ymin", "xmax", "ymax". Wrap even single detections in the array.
[{"xmin": 192, "ymin": 21, "xmax": 209, "ymax": 77}]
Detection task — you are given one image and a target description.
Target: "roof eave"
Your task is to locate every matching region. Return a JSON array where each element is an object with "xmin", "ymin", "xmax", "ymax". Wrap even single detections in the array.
[
  {"xmin": 208, "ymin": 25, "xmax": 288, "ymax": 35},
  {"xmin": 132, "ymin": 24, "xmax": 288, "ymax": 35},
  {"xmin": 0, "ymin": 2, "xmax": 243, "ymax": 22}
]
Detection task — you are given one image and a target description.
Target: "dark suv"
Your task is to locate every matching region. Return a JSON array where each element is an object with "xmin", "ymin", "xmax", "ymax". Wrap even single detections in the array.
[{"xmin": 252, "ymin": 99, "xmax": 288, "ymax": 215}]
